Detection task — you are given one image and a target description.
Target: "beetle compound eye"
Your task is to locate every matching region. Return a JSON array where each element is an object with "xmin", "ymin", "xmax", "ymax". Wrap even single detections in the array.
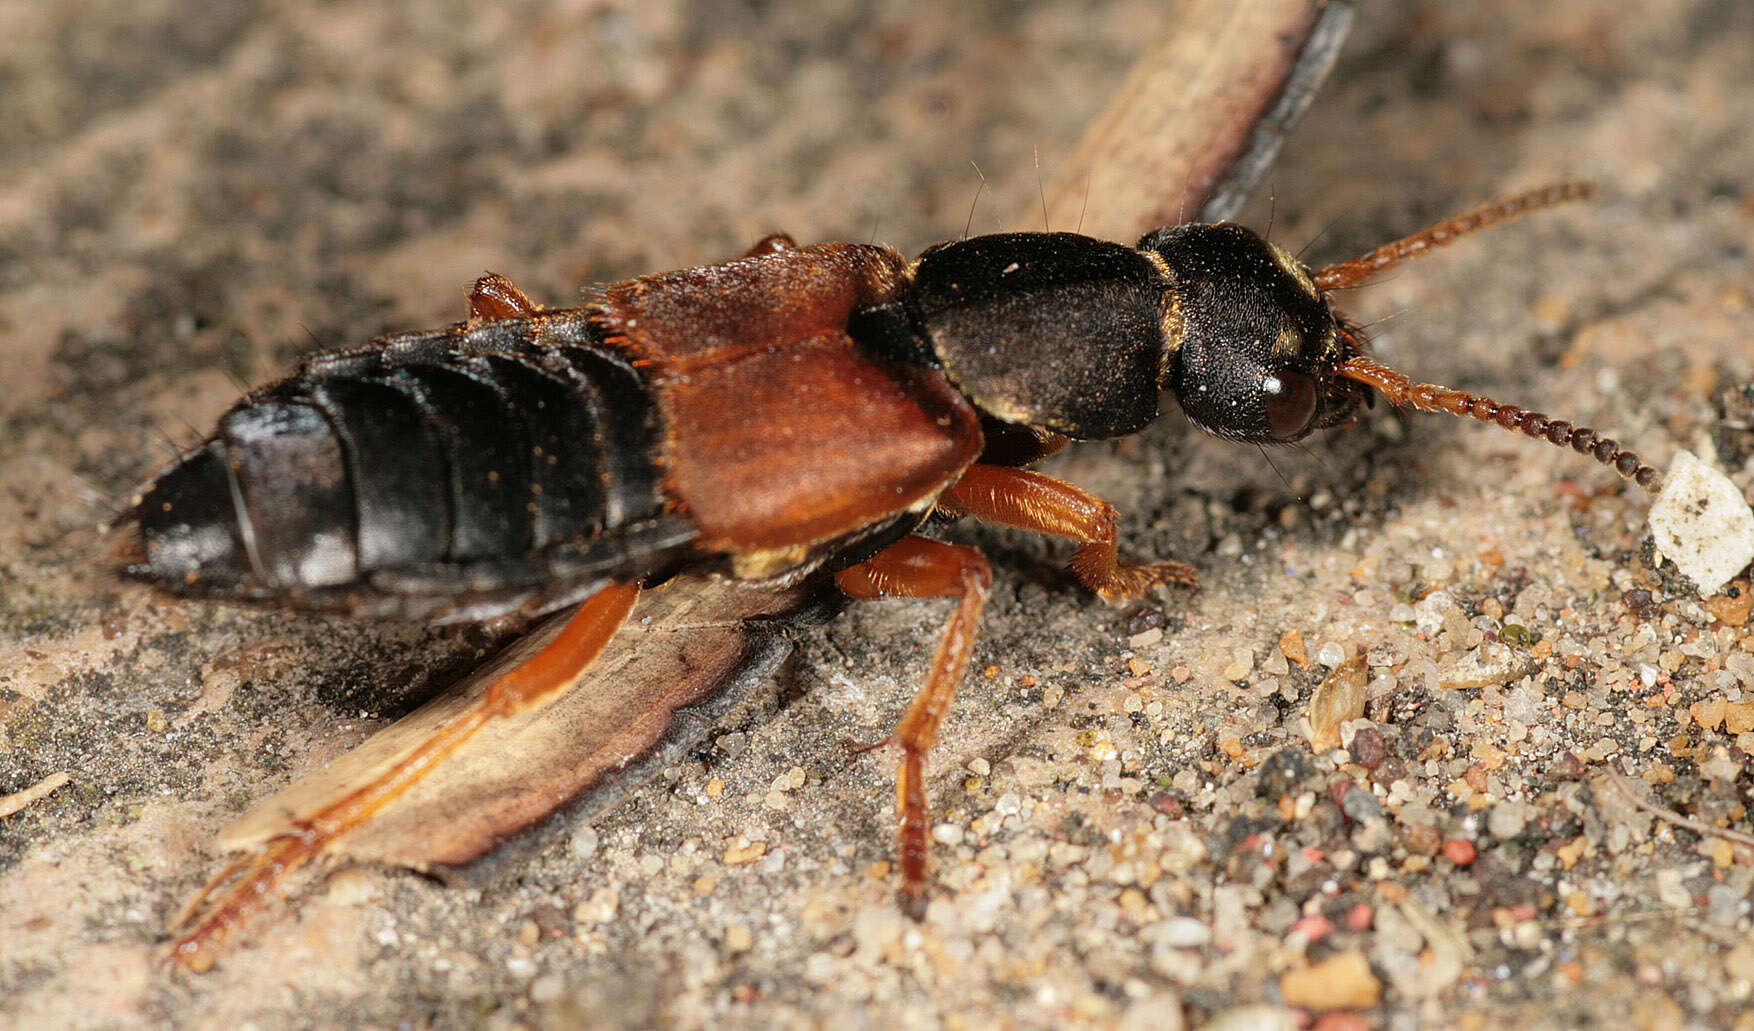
[{"xmin": 1261, "ymin": 369, "xmax": 1318, "ymax": 440}]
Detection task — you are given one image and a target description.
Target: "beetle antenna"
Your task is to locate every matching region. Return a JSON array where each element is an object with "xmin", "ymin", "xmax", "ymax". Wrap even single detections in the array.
[
  {"xmin": 1313, "ymin": 180, "xmax": 1596, "ymax": 291},
  {"xmin": 1321, "ymin": 180, "xmax": 1658, "ymax": 492},
  {"xmin": 1335, "ymin": 353, "xmax": 1662, "ymax": 493}
]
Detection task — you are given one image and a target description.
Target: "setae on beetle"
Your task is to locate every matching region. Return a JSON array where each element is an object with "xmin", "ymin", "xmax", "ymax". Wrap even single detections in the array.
[{"xmin": 116, "ymin": 179, "xmax": 1657, "ymax": 964}]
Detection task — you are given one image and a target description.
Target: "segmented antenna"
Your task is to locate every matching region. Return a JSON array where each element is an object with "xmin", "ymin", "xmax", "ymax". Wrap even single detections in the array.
[
  {"xmin": 1316, "ymin": 180, "xmax": 1659, "ymax": 492},
  {"xmin": 1337, "ymin": 354, "xmax": 1661, "ymax": 493},
  {"xmin": 1314, "ymin": 180, "xmax": 1597, "ymax": 291}
]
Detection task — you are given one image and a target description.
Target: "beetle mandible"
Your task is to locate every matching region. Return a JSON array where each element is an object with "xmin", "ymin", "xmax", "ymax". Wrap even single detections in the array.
[{"xmin": 117, "ymin": 178, "xmax": 1656, "ymax": 960}]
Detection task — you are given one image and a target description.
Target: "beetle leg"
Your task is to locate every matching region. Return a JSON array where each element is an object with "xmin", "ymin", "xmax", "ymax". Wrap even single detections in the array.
[
  {"xmin": 466, "ymin": 272, "xmax": 542, "ymax": 324},
  {"xmin": 834, "ymin": 536, "xmax": 992, "ymax": 918},
  {"xmin": 744, "ymin": 232, "xmax": 799, "ymax": 256},
  {"xmin": 939, "ymin": 463, "xmax": 1197, "ymax": 601},
  {"xmin": 168, "ymin": 581, "xmax": 641, "ymax": 971}
]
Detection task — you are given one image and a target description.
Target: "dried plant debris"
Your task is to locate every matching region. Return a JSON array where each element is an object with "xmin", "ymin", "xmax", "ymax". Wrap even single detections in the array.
[
  {"xmin": 1304, "ymin": 651, "xmax": 1368, "ymax": 752},
  {"xmin": 0, "ymin": 771, "xmax": 71, "ymax": 818}
]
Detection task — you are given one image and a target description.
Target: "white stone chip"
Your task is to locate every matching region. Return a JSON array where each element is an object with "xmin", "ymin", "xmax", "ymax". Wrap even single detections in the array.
[{"xmin": 1648, "ymin": 450, "xmax": 1754, "ymax": 595}]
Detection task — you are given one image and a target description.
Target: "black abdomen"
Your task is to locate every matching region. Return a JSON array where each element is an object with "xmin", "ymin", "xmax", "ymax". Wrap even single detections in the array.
[{"xmin": 122, "ymin": 315, "xmax": 695, "ymax": 622}]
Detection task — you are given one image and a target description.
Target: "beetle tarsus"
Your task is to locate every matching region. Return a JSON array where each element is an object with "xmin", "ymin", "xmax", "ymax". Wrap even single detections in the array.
[
  {"xmin": 898, "ymin": 883, "xmax": 930, "ymax": 923},
  {"xmin": 1082, "ymin": 558, "xmax": 1200, "ymax": 602}
]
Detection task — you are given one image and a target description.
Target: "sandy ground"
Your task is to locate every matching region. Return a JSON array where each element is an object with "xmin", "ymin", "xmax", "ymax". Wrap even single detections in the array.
[{"xmin": 4, "ymin": 1, "xmax": 1753, "ymax": 1028}]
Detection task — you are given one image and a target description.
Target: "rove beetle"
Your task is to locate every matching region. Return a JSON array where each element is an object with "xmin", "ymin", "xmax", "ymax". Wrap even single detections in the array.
[{"xmin": 116, "ymin": 178, "xmax": 1658, "ymax": 965}]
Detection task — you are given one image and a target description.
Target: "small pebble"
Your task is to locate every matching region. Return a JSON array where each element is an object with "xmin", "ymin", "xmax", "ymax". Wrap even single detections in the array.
[
  {"xmin": 1488, "ymin": 802, "xmax": 1527, "ymax": 840},
  {"xmin": 321, "ymin": 868, "xmax": 378, "ymax": 908},
  {"xmin": 1649, "ymin": 450, "xmax": 1754, "ymax": 595},
  {"xmin": 1157, "ymin": 916, "xmax": 1212, "ymax": 948},
  {"xmin": 1203, "ymin": 1005, "xmax": 1299, "ymax": 1031},
  {"xmin": 1127, "ymin": 607, "xmax": 1167, "ymax": 635},
  {"xmin": 1341, "ymin": 787, "xmax": 1382, "ymax": 821},
  {"xmin": 1347, "ymin": 725, "xmax": 1387, "ymax": 769},
  {"xmin": 724, "ymin": 838, "xmax": 767, "ymax": 864},
  {"xmin": 1708, "ymin": 883, "xmax": 1744, "ymax": 926},
  {"xmin": 1704, "ymin": 581, "xmax": 1752, "ymax": 625},
  {"xmin": 1279, "ymin": 628, "xmax": 1309, "ymax": 668},
  {"xmin": 530, "ymin": 975, "xmax": 564, "ymax": 1005},
  {"xmin": 1119, "ymin": 994, "xmax": 1186, "ymax": 1031},
  {"xmin": 1289, "ymin": 915, "xmax": 1335, "ymax": 943},
  {"xmin": 569, "ymin": 826, "xmax": 600, "ymax": 860},
  {"xmin": 1280, "ymin": 951, "xmax": 1382, "ymax": 1009},
  {"xmin": 1723, "ymin": 941, "xmax": 1754, "ymax": 982},
  {"xmin": 573, "ymin": 887, "xmax": 620, "ymax": 925},
  {"xmin": 1258, "ymin": 749, "xmax": 1314, "ymax": 798}
]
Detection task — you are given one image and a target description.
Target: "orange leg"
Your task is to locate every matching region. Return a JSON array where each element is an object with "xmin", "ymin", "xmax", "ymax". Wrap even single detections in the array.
[
  {"xmin": 466, "ymin": 272, "xmax": 542, "ymax": 324},
  {"xmin": 835, "ymin": 536, "xmax": 991, "ymax": 917},
  {"xmin": 939, "ymin": 464, "xmax": 1197, "ymax": 601},
  {"xmin": 169, "ymin": 581, "xmax": 641, "ymax": 970}
]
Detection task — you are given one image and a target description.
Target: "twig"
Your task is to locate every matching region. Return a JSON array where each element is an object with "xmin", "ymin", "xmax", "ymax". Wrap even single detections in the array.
[
  {"xmin": 1603, "ymin": 767, "xmax": 1754, "ymax": 848},
  {"xmin": 0, "ymin": 771, "xmax": 71, "ymax": 818}
]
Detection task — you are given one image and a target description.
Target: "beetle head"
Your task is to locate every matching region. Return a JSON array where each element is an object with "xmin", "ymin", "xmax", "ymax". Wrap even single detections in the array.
[{"xmin": 1140, "ymin": 222, "xmax": 1366, "ymax": 445}]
